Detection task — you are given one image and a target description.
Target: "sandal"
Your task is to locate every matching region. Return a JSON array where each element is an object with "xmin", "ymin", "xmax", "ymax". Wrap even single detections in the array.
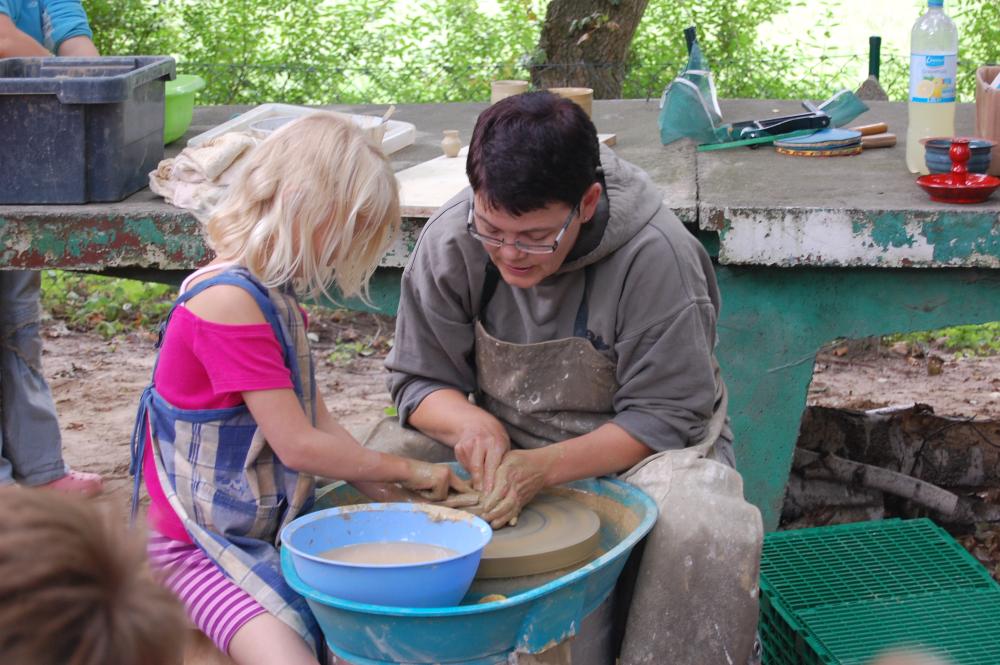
[{"xmin": 37, "ymin": 469, "xmax": 104, "ymax": 497}]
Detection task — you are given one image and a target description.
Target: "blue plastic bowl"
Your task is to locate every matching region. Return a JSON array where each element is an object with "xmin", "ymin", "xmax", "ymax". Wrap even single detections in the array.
[
  {"xmin": 280, "ymin": 503, "xmax": 491, "ymax": 607},
  {"xmin": 922, "ymin": 136, "xmax": 995, "ymax": 174}
]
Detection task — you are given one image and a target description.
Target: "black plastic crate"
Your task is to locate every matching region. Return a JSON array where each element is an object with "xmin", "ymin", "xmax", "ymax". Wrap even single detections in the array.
[{"xmin": 0, "ymin": 56, "xmax": 175, "ymax": 204}]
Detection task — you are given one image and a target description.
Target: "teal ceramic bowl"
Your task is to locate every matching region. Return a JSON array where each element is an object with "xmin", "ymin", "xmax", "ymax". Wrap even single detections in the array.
[
  {"xmin": 922, "ymin": 136, "xmax": 995, "ymax": 174},
  {"xmin": 164, "ymin": 74, "xmax": 206, "ymax": 145}
]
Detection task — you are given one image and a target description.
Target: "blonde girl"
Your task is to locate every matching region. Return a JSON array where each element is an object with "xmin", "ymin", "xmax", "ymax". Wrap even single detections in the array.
[{"xmin": 130, "ymin": 112, "xmax": 468, "ymax": 665}]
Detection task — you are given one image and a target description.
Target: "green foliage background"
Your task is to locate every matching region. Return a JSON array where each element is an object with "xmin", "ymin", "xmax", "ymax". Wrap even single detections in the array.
[
  {"xmin": 83, "ymin": 0, "xmax": 1000, "ymax": 105},
  {"xmin": 40, "ymin": 271, "xmax": 175, "ymax": 339}
]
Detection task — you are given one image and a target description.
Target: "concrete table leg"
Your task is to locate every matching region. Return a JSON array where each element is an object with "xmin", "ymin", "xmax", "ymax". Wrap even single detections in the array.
[{"xmin": 717, "ymin": 266, "xmax": 1000, "ymax": 530}]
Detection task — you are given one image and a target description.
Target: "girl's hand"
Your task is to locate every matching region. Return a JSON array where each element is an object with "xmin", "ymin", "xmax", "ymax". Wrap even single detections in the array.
[{"xmin": 400, "ymin": 460, "xmax": 472, "ymax": 501}]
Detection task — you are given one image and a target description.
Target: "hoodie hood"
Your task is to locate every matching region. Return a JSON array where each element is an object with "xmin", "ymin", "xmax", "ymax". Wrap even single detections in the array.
[{"xmin": 558, "ymin": 144, "xmax": 664, "ymax": 274}]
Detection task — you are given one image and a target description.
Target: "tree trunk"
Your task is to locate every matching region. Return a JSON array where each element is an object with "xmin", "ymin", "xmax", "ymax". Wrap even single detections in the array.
[{"xmin": 530, "ymin": 0, "xmax": 650, "ymax": 99}]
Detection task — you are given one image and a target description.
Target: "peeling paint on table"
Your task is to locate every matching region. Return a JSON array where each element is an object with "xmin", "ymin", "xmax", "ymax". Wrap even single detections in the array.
[
  {"xmin": 0, "ymin": 212, "xmax": 209, "ymax": 270},
  {"xmin": 703, "ymin": 207, "xmax": 1000, "ymax": 268}
]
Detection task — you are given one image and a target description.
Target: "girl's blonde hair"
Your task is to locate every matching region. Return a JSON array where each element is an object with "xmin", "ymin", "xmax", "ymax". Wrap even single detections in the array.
[{"xmin": 206, "ymin": 111, "xmax": 401, "ymax": 301}]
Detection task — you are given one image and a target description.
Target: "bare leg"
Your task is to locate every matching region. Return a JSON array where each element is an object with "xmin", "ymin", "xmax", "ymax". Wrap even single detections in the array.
[
  {"xmin": 184, "ymin": 630, "xmax": 235, "ymax": 665},
  {"xmin": 226, "ymin": 613, "xmax": 321, "ymax": 665}
]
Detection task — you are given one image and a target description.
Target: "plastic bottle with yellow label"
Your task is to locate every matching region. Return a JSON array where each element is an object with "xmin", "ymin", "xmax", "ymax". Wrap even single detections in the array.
[{"xmin": 906, "ymin": 0, "xmax": 959, "ymax": 174}]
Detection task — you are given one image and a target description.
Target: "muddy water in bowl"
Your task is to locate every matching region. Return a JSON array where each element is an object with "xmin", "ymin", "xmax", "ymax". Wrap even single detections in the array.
[
  {"xmin": 319, "ymin": 541, "xmax": 458, "ymax": 565},
  {"xmin": 280, "ymin": 502, "xmax": 491, "ymax": 607}
]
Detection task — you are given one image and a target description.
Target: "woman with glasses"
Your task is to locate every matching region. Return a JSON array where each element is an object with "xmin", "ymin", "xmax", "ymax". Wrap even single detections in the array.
[{"xmin": 371, "ymin": 91, "xmax": 762, "ymax": 665}]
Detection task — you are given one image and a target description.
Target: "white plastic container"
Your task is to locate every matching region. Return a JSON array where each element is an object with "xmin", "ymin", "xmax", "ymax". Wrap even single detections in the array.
[
  {"xmin": 906, "ymin": 0, "xmax": 959, "ymax": 174},
  {"xmin": 187, "ymin": 103, "xmax": 416, "ymax": 155}
]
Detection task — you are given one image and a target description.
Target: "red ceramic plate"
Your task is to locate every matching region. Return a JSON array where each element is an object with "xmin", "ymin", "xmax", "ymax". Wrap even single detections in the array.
[{"xmin": 916, "ymin": 172, "xmax": 1000, "ymax": 204}]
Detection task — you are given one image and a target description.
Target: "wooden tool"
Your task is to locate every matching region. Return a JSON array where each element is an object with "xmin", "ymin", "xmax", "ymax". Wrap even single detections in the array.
[
  {"xmin": 861, "ymin": 132, "xmax": 897, "ymax": 149},
  {"xmin": 849, "ymin": 122, "xmax": 889, "ymax": 136}
]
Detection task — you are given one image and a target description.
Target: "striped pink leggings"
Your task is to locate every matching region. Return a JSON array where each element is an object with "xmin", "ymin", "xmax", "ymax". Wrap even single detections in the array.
[{"xmin": 148, "ymin": 534, "xmax": 267, "ymax": 653}]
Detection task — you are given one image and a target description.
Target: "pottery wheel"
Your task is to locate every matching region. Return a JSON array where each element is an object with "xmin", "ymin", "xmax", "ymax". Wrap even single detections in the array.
[{"xmin": 475, "ymin": 492, "xmax": 601, "ymax": 579}]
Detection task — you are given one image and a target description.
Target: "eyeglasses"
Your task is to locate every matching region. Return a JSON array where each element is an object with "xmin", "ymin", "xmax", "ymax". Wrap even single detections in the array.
[{"xmin": 466, "ymin": 202, "xmax": 579, "ymax": 255}]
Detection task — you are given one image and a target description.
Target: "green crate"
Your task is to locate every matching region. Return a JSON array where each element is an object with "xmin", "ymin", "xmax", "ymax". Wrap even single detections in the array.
[
  {"xmin": 760, "ymin": 590, "xmax": 828, "ymax": 665},
  {"xmin": 760, "ymin": 519, "xmax": 1000, "ymax": 665},
  {"xmin": 803, "ymin": 588, "xmax": 1000, "ymax": 665}
]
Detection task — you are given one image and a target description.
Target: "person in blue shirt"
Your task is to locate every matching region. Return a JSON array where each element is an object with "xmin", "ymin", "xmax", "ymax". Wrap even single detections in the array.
[
  {"xmin": 0, "ymin": 0, "xmax": 97, "ymax": 57},
  {"xmin": 0, "ymin": 0, "xmax": 102, "ymax": 495}
]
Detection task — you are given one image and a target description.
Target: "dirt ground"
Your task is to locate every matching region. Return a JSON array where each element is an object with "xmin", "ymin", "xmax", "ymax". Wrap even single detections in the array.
[
  {"xmin": 807, "ymin": 337, "xmax": 1000, "ymax": 420},
  {"xmin": 42, "ymin": 310, "xmax": 1000, "ymax": 515}
]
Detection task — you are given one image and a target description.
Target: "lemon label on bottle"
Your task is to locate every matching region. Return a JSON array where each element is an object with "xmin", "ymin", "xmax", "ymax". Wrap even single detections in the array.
[{"xmin": 910, "ymin": 53, "xmax": 957, "ymax": 103}]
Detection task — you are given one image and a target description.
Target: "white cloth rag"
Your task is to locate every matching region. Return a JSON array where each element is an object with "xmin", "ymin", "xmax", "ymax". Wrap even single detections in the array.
[{"xmin": 149, "ymin": 131, "xmax": 260, "ymax": 222}]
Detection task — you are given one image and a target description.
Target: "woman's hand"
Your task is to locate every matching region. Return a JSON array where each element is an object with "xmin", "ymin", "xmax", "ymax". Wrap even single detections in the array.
[
  {"xmin": 399, "ymin": 460, "xmax": 472, "ymax": 501},
  {"xmin": 454, "ymin": 421, "xmax": 510, "ymax": 494},
  {"xmin": 480, "ymin": 449, "xmax": 557, "ymax": 529}
]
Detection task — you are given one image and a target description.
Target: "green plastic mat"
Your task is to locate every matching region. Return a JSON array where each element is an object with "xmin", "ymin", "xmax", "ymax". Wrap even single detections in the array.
[
  {"xmin": 760, "ymin": 519, "xmax": 1000, "ymax": 665},
  {"xmin": 802, "ymin": 589, "xmax": 1000, "ymax": 665},
  {"xmin": 762, "ymin": 519, "xmax": 995, "ymax": 610}
]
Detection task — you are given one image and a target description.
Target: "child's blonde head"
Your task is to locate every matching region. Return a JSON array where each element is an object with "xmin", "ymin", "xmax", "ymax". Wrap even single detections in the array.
[
  {"xmin": 207, "ymin": 111, "xmax": 401, "ymax": 300},
  {"xmin": 0, "ymin": 488, "xmax": 187, "ymax": 665}
]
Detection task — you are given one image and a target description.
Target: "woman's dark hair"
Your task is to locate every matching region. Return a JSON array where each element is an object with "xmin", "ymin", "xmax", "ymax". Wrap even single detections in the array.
[{"xmin": 466, "ymin": 91, "xmax": 600, "ymax": 216}]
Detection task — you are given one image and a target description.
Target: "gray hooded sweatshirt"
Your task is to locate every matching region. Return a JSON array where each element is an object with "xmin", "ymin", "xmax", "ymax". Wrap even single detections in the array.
[{"xmin": 386, "ymin": 145, "xmax": 725, "ymax": 453}]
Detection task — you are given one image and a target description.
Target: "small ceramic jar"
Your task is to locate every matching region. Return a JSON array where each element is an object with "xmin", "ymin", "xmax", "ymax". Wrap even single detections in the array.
[
  {"xmin": 490, "ymin": 80, "xmax": 529, "ymax": 104},
  {"xmin": 923, "ymin": 136, "xmax": 996, "ymax": 174},
  {"xmin": 441, "ymin": 130, "xmax": 461, "ymax": 158}
]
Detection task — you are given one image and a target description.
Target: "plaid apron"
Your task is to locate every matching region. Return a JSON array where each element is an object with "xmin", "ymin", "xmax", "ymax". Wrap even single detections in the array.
[{"xmin": 130, "ymin": 267, "xmax": 321, "ymax": 652}]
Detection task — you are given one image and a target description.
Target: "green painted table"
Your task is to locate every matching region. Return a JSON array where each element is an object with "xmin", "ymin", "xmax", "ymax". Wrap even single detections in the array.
[{"xmin": 2, "ymin": 99, "xmax": 998, "ymax": 529}]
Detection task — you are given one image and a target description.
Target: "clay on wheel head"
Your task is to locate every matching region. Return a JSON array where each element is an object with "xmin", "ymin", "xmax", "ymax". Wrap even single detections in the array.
[{"xmin": 475, "ymin": 492, "xmax": 601, "ymax": 579}]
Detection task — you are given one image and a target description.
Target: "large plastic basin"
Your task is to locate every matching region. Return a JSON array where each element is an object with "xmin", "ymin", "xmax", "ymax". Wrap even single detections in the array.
[{"xmin": 282, "ymin": 476, "xmax": 657, "ymax": 665}]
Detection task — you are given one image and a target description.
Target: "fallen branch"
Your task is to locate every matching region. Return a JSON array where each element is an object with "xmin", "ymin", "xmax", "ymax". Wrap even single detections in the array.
[{"xmin": 793, "ymin": 447, "xmax": 960, "ymax": 517}]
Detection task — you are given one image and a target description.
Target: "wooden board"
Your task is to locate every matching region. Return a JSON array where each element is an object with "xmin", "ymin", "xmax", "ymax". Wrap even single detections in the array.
[
  {"xmin": 397, "ymin": 134, "xmax": 617, "ymax": 218},
  {"xmin": 396, "ymin": 147, "xmax": 471, "ymax": 218}
]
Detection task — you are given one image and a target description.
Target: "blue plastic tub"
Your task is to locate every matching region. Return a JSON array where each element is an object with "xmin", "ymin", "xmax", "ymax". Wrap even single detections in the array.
[
  {"xmin": 282, "ymin": 477, "xmax": 657, "ymax": 665},
  {"xmin": 281, "ymin": 503, "xmax": 492, "ymax": 608},
  {"xmin": 0, "ymin": 56, "xmax": 175, "ymax": 204}
]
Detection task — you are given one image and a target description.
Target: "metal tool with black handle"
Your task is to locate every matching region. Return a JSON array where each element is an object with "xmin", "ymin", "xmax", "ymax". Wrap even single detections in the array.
[{"xmin": 729, "ymin": 112, "xmax": 831, "ymax": 140}]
